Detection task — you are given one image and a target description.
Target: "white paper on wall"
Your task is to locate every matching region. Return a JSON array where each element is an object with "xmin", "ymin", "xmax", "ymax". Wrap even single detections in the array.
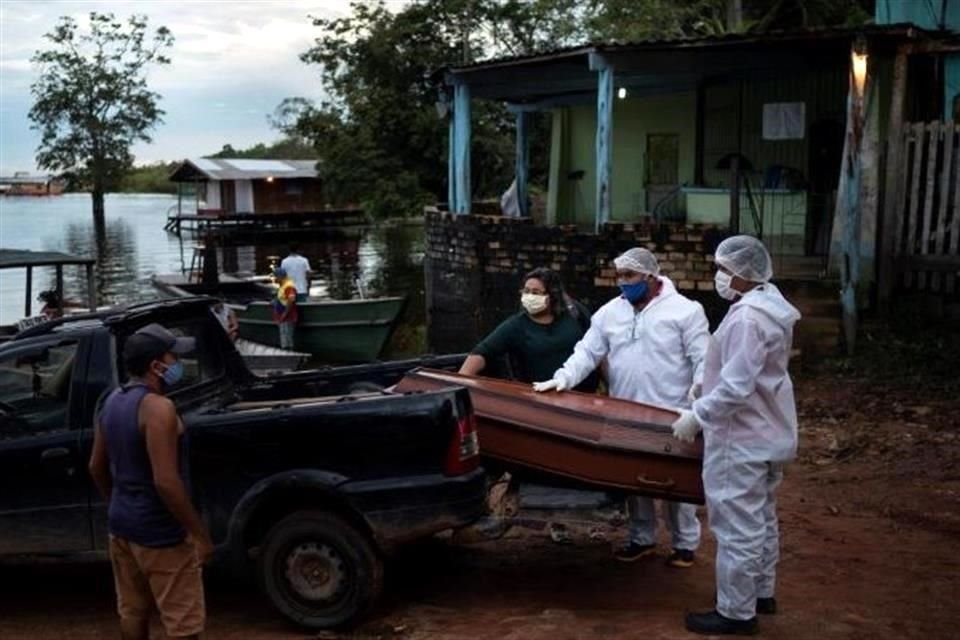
[{"xmin": 762, "ymin": 102, "xmax": 806, "ymax": 140}]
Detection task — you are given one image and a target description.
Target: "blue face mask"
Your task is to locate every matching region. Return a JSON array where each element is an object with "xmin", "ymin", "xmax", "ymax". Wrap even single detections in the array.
[
  {"xmin": 158, "ymin": 360, "xmax": 184, "ymax": 387},
  {"xmin": 619, "ymin": 280, "xmax": 649, "ymax": 304}
]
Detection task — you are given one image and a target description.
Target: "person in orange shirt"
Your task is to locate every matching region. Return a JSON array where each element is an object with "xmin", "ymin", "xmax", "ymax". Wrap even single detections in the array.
[{"xmin": 272, "ymin": 267, "xmax": 299, "ymax": 349}]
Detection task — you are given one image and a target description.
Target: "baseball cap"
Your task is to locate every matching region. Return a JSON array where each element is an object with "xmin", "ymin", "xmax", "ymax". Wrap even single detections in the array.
[{"xmin": 123, "ymin": 323, "xmax": 196, "ymax": 366}]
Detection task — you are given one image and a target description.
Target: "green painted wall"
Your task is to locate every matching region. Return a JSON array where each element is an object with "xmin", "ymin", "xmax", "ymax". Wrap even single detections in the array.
[{"xmin": 549, "ymin": 92, "xmax": 697, "ymax": 226}]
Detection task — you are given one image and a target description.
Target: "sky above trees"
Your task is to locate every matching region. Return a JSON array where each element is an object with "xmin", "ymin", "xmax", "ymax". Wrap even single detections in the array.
[{"xmin": 0, "ymin": 1, "xmax": 409, "ymax": 174}]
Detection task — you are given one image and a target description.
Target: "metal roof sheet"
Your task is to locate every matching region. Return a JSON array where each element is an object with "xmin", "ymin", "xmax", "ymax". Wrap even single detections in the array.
[
  {"xmin": 444, "ymin": 23, "xmax": 938, "ymax": 76},
  {"xmin": 0, "ymin": 249, "xmax": 96, "ymax": 269},
  {"xmin": 170, "ymin": 158, "xmax": 320, "ymax": 181}
]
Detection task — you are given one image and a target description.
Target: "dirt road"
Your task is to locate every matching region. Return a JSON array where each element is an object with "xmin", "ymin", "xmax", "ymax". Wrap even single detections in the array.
[{"xmin": 1, "ymin": 365, "xmax": 957, "ymax": 639}]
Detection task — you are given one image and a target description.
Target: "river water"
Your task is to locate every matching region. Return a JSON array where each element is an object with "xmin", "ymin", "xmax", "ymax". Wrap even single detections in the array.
[{"xmin": 0, "ymin": 193, "xmax": 427, "ymax": 357}]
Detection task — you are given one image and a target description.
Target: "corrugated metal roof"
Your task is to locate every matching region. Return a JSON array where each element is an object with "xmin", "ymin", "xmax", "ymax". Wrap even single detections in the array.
[
  {"xmin": 0, "ymin": 249, "xmax": 95, "ymax": 269},
  {"xmin": 445, "ymin": 23, "xmax": 937, "ymax": 75},
  {"xmin": 171, "ymin": 158, "xmax": 320, "ymax": 181}
]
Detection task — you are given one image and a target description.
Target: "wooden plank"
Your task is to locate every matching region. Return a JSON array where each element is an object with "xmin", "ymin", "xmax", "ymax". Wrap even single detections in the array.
[
  {"xmin": 24, "ymin": 265, "xmax": 32, "ymax": 317},
  {"xmin": 918, "ymin": 122, "xmax": 940, "ymax": 290},
  {"xmin": 904, "ymin": 123, "xmax": 926, "ymax": 288},
  {"xmin": 877, "ymin": 51, "xmax": 908, "ymax": 310},
  {"xmin": 892, "ymin": 128, "xmax": 912, "ymax": 260},
  {"xmin": 950, "ymin": 125, "xmax": 960, "ymax": 294},
  {"xmin": 933, "ymin": 122, "xmax": 955, "ymax": 291}
]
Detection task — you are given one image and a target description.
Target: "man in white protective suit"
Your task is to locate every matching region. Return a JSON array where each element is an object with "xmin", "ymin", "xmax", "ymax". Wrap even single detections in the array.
[
  {"xmin": 672, "ymin": 235, "xmax": 801, "ymax": 636},
  {"xmin": 533, "ymin": 247, "xmax": 708, "ymax": 568}
]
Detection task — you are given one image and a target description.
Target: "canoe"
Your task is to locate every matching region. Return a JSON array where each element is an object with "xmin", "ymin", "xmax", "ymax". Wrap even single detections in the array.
[
  {"xmin": 151, "ymin": 273, "xmax": 407, "ymax": 362},
  {"xmin": 394, "ymin": 369, "xmax": 705, "ymax": 504},
  {"xmin": 234, "ymin": 338, "xmax": 310, "ymax": 374}
]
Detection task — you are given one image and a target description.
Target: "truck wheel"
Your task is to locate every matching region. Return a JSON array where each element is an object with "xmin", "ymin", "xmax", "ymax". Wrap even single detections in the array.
[{"xmin": 258, "ymin": 510, "xmax": 383, "ymax": 630}]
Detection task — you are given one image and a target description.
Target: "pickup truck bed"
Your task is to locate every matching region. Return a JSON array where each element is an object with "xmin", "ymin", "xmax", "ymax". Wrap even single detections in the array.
[{"xmin": 0, "ymin": 297, "xmax": 484, "ymax": 629}]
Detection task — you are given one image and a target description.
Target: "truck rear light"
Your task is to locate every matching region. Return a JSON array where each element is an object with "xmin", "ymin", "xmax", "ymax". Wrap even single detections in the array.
[{"xmin": 444, "ymin": 413, "xmax": 480, "ymax": 476}]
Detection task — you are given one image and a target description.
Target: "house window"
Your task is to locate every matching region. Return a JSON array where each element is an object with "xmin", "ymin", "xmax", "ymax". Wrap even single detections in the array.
[{"xmin": 284, "ymin": 181, "xmax": 304, "ymax": 196}]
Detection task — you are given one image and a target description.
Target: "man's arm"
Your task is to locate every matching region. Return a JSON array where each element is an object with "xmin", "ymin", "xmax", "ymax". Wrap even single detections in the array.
[
  {"xmin": 142, "ymin": 394, "xmax": 214, "ymax": 562},
  {"xmin": 88, "ymin": 420, "xmax": 112, "ymax": 501},
  {"xmin": 682, "ymin": 305, "xmax": 711, "ymax": 385},
  {"xmin": 550, "ymin": 310, "xmax": 609, "ymax": 389}
]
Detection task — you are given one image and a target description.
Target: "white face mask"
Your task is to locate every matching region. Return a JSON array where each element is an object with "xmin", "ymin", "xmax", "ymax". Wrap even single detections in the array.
[
  {"xmin": 521, "ymin": 293, "xmax": 549, "ymax": 315},
  {"xmin": 714, "ymin": 270, "xmax": 740, "ymax": 301}
]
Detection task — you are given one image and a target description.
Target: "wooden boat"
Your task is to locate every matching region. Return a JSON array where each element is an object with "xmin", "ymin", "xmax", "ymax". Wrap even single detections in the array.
[
  {"xmin": 152, "ymin": 274, "xmax": 407, "ymax": 362},
  {"xmin": 394, "ymin": 369, "xmax": 705, "ymax": 504}
]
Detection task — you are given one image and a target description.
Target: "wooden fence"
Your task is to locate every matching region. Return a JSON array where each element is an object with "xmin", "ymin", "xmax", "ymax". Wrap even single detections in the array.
[{"xmin": 889, "ymin": 121, "xmax": 960, "ymax": 295}]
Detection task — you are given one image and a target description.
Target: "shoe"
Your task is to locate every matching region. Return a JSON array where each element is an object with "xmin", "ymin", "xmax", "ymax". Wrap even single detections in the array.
[
  {"xmin": 685, "ymin": 610, "xmax": 758, "ymax": 636},
  {"xmin": 756, "ymin": 597, "xmax": 777, "ymax": 615},
  {"xmin": 666, "ymin": 548, "xmax": 695, "ymax": 568},
  {"xmin": 613, "ymin": 542, "xmax": 656, "ymax": 562}
]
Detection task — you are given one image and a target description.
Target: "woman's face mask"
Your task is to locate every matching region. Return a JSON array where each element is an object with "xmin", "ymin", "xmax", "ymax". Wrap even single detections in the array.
[
  {"xmin": 521, "ymin": 292, "xmax": 549, "ymax": 315},
  {"xmin": 714, "ymin": 270, "xmax": 740, "ymax": 301}
]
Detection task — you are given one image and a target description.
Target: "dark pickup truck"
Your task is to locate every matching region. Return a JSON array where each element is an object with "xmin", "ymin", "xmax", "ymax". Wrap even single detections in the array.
[{"xmin": 0, "ymin": 297, "xmax": 484, "ymax": 629}]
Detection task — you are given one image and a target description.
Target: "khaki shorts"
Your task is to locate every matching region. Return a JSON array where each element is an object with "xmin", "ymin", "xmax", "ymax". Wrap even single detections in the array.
[{"xmin": 109, "ymin": 535, "xmax": 206, "ymax": 637}]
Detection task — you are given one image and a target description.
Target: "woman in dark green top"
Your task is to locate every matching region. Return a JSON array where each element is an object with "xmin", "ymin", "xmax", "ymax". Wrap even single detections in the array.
[{"xmin": 459, "ymin": 268, "xmax": 599, "ymax": 392}]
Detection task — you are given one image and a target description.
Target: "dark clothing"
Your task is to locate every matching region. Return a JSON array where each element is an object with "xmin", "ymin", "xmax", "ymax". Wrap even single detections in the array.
[
  {"xmin": 473, "ymin": 311, "xmax": 599, "ymax": 392},
  {"xmin": 99, "ymin": 384, "xmax": 188, "ymax": 548}
]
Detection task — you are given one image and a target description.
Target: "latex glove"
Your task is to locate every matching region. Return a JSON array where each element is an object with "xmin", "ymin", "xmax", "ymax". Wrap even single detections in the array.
[
  {"xmin": 671, "ymin": 409, "xmax": 701, "ymax": 443},
  {"xmin": 532, "ymin": 378, "xmax": 567, "ymax": 392},
  {"xmin": 687, "ymin": 382, "xmax": 702, "ymax": 403}
]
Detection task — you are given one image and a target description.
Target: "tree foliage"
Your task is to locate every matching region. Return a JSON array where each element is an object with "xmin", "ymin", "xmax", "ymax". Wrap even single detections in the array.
[
  {"xmin": 29, "ymin": 12, "xmax": 173, "ymax": 221},
  {"xmin": 277, "ymin": 0, "xmax": 873, "ymax": 218}
]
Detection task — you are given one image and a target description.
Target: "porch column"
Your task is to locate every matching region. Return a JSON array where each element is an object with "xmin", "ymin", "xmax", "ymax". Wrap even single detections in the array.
[
  {"xmin": 590, "ymin": 53, "xmax": 613, "ymax": 232},
  {"xmin": 453, "ymin": 80, "xmax": 472, "ymax": 214},
  {"xmin": 834, "ymin": 39, "xmax": 873, "ymax": 355},
  {"xmin": 515, "ymin": 110, "xmax": 530, "ymax": 217},
  {"xmin": 448, "ymin": 99, "xmax": 456, "ymax": 212}
]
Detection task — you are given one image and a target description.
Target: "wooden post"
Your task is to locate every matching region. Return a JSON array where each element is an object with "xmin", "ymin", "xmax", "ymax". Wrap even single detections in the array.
[
  {"xmin": 917, "ymin": 123, "xmax": 940, "ymax": 290},
  {"xmin": 590, "ymin": 53, "xmax": 613, "ymax": 232},
  {"xmin": 177, "ymin": 181, "xmax": 183, "ymax": 216},
  {"xmin": 55, "ymin": 265, "xmax": 64, "ymax": 316},
  {"xmin": 515, "ymin": 110, "xmax": 530, "ymax": 217},
  {"xmin": 933, "ymin": 121, "xmax": 955, "ymax": 291},
  {"xmin": 453, "ymin": 81, "xmax": 472, "ymax": 214},
  {"xmin": 24, "ymin": 265, "xmax": 32, "ymax": 317},
  {"xmin": 878, "ymin": 50, "xmax": 909, "ymax": 311},
  {"xmin": 86, "ymin": 263, "xmax": 97, "ymax": 311}
]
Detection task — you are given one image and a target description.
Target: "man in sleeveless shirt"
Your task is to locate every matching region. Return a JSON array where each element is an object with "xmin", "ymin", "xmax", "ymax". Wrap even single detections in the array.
[{"xmin": 89, "ymin": 323, "xmax": 213, "ymax": 639}]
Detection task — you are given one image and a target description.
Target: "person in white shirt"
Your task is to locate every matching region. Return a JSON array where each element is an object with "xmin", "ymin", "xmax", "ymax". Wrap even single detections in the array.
[
  {"xmin": 534, "ymin": 247, "xmax": 709, "ymax": 567},
  {"xmin": 672, "ymin": 235, "xmax": 801, "ymax": 636},
  {"xmin": 280, "ymin": 244, "xmax": 312, "ymax": 302}
]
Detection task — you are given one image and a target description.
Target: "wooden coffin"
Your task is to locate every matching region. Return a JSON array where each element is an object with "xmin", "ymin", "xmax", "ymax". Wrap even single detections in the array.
[{"xmin": 394, "ymin": 369, "xmax": 704, "ymax": 504}]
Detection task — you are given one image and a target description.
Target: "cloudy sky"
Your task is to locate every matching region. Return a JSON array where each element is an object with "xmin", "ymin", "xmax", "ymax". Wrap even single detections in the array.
[{"xmin": 0, "ymin": 1, "xmax": 406, "ymax": 175}]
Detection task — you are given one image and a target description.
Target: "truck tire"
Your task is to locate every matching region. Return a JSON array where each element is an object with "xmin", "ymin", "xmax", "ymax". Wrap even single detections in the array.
[{"xmin": 258, "ymin": 510, "xmax": 383, "ymax": 630}]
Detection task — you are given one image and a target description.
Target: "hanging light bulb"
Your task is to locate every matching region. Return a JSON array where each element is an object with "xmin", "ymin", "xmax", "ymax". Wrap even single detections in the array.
[{"xmin": 617, "ymin": 87, "xmax": 627, "ymax": 99}]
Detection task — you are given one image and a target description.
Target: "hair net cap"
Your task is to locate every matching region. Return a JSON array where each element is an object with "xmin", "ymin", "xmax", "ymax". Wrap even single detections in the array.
[
  {"xmin": 613, "ymin": 247, "xmax": 660, "ymax": 276},
  {"xmin": 715, "ymin": 235, "xmax": 773, "ymax": 282}
]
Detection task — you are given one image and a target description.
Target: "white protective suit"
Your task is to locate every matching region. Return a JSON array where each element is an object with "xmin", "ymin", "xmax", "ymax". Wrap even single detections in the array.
[
  {"xmin": 691, "ymin": 282, "xmax": 801, "ymax": 621},
  {"xmin": 554, "ymin": 276, "xmax": 709, "ymax": 549}
]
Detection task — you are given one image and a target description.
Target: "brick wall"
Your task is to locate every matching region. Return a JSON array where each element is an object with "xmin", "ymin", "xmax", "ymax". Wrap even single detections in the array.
[{"xmin": 424, "ymin": 208, "xmax": 731, "ymax": 353}]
